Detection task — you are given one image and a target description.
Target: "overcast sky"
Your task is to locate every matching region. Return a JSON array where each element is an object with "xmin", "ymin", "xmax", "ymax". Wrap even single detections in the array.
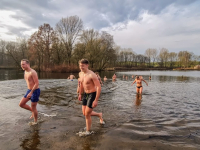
[{"xmin": 0, "ymin": 0, "xmax": 200, "ymax": 55}]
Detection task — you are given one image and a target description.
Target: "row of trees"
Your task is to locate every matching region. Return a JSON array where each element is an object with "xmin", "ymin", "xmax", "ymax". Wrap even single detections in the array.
[
  {"xmin": 116, "ymin": 48, "xmax": 200, "ymax": 68},
  {"xmin": 0, "ymin": 15, "xmax": 199, "ymax": 71},
  {"xmin": 0, "ymin": 16, "xmax": 118, "ymax": 71}
]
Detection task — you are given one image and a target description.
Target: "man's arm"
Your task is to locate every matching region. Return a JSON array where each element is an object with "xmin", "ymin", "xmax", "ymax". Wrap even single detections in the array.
[
  {"xmin": 131, "ymin": 80, "xmax": 136, "ymax": 86},
  {"xmin": 78, "ymin": 72, "xmax": 83, "ymax": 101},
  {"xmin": 92, "ymin": 73, "xmax": 101, "ymax": 108},
  {"xmin": 31, "ymin": 71, "xmax": 39, "ymax": 92}
]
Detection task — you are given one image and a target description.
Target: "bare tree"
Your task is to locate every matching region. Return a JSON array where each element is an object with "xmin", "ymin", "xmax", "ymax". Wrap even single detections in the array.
[
  {"xmin": 0, "ymin": 40, "xmax": 6, "ymax": 65},
  {"xmin": 145, "ymin": 48, "xmax": 158, "ymax": 67},
  {"xmin": 152, "ymin": 49, "xmax": 158, "ymax": 66},
  {"xmin": 6, "ymin": 41, "xmax": 21, "ymax": 68},
  {"xmin": 16, "ymin": 37, "xmax": 29, "ymax": 59},
  {"xmin": 168, "ymin": 52, "xmax": 177, "ymax": 68},
  {"xmin": 56, "ymin": 16, "xmax": 83, "ymax": 64},
  {"xmin": 28, "ymin": 23, "xmax": 56, "ymax": 71},
  {"xmin": 145, "ymin": 48, "xmax": 151, "ymax": 67},
  {"xmin": 76, "ymin": 29, "xmax": 116, "ymax": 70},
  {"xmin": 158, "ymin": 48, "xmax": 169, "ymax": 67},
  {"xmin": 178, "ymin": 51, "xmax": 191, "ymax": 68}
]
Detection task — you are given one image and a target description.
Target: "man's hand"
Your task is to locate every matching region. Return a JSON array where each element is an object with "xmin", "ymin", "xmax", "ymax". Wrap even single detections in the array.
[
  {"xmin": 78, "ymin": 94, "xmax": 82, "ymax": 101},
  {"xmin": 92, "ymin": 100, "xmax": 98, "ymax": 108},
  {"xmin": 27, "ymin": 92, "xmax": 33, "ymax": 98}
]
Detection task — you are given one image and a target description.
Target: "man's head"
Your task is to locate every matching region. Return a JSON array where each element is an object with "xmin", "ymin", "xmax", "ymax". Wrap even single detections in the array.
[
  {"xmin": 79, "ymin": 59, "xmax": 89, "ymax": 72},
  {"xmin": 21, "ymin": 59, "xmax": 30, "ymax": 70}
]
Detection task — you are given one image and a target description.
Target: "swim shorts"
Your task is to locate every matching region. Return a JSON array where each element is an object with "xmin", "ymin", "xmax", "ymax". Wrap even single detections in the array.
[
  {"xmin": 24, "ymin": 88, "xmax": 40, "ymax": 102},
  {"xmin": 82, "ymin": 92, "xmax": 96, "ymax": 109}
]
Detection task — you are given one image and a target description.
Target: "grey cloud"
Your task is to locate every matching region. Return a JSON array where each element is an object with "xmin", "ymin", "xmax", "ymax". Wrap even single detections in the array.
[
  {"xmin": 85, "ymin": 0, "xmax": 198, "ymax": 28},
  {"xmin": 0, "ymin": 0, "xmax": 58, "ymax": 28},
  {"xmin": 3, "ymin": 26, "xmax": 29, "ymax": 37},
  {"xmin": 0, "ymin": 0, "xmax": 199, "ymax": 40},
  {"xmin": 1, "ymin": 0, "xmax": 198, "ymax": 30}
]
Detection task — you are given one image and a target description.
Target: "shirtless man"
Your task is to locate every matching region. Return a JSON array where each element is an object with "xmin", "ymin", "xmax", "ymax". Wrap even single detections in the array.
[
  {"xmin": 95, "ymin": 72, "xmax": 103, "ymax": 86},
  {"xmin": 78, "ymin": 59, "xmax": 104, "ymax": 136},
  {"xmin": 112, "ymin": 73, "xmax": 117, "ymax": 81},
  {"xmin": 68, "ymin": 73, "xmax": 76, "ymax": 81},
  {"xmin": 19, "ymin": 59, "xmax": 40, "ymax": 125},
  {"xmin": 131, "ymin": 75, "xmax": 148, "ymax": 94},
  {"xmin": 126, "ymin": 76, "xmax": 128, "ymax": 80},
  {"xmin": 103, "ymin": 76, "xmax": 107, "ymax": 81}
]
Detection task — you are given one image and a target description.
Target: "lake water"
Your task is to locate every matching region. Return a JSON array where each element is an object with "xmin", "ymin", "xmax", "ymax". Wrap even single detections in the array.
[{"xmin": 0, "ymin": 69, "xmax": 200, "ymax": 150}]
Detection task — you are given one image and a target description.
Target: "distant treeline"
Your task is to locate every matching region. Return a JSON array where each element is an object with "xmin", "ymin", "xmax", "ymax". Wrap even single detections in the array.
[{"xmin": 0, "ymin": 15, "xmax": 199, "ymax": 72}]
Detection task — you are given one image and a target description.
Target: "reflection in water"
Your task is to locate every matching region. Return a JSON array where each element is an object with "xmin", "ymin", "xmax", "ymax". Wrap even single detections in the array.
[
  {"xmin": 20, "ymin": 126, "xmax": 40, "ymax": 150},
  {"xmin": 112, "ymin": 79, "xmax": 116, "ymax": 82},
  {"xmin": 0, "ymin": 69, "xmax": 116, "ymax": 80},
  {"xmin": 1, "ymin": 69, "xmax": 199, "ymax": 82},
  {"xmin": 0, "ymin": 69, "xmax": 23, "ymax": 81},
  {"xmin": 135, "ymin": 94, "xmax": 142, "ymax": 106}
]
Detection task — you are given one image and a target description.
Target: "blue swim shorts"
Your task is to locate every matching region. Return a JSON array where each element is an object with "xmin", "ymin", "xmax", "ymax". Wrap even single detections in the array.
[{"xmin": 24, "ymin": 88, "xmax": 40, "ymax": 102}]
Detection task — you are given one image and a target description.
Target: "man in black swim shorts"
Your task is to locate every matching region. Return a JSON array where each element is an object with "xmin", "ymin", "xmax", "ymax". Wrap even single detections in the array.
[{"xmin": 78, "ymin": 59, "xmax": 105, "ymax": 136}]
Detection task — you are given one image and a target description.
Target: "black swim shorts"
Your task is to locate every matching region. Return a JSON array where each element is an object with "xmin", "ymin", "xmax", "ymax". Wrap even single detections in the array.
[{"xmin": 82, "ymin": 92, "xmax": 96, "ymax": 109}]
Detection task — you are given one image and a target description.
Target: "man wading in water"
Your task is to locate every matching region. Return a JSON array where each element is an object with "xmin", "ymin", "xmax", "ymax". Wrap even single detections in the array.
[
  {"xmin": 78, "ymin": 59, "xmax": 105, "ymax": 136},
  {"xmin": 19, "ymin": 59, "xmax": 40, "ymax": 125}
]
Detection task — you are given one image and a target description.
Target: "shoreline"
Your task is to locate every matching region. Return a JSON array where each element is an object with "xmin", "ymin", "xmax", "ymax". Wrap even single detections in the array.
[{"xmin": 1, "ymin": 66, "xmax": 200, "ymax": 72}]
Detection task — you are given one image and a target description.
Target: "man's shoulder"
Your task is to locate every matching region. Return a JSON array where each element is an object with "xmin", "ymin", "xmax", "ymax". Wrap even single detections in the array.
[
  {"xmin": 30, "ymin": 68, "xmax": 37, "ymax": 75},
  {"xmin": 88, "ymin": 70, "xmax": 95, "ymax": 75}
]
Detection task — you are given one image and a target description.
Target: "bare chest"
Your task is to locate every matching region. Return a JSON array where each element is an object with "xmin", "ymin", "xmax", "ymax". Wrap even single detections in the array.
[
  {"xmin": 81, "ymin": 76, "xmax": 92, "ymax": 85},
  {"xmin": 24, "ymin": 73, "xmax": 33, "ymax": 82}
]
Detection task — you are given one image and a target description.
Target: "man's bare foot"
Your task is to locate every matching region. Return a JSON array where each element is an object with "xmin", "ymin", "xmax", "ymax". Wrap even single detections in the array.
[
  {"xmin": 28, "ymin": 121, "xmax": 38, "ymax": 126},
  {"xmin": 30, "ymin": 114, "xmax": 33, "ymax": 119},
  {"xmin": 99, "ymin": 113, "xmax": 105, "ymax": 124}
]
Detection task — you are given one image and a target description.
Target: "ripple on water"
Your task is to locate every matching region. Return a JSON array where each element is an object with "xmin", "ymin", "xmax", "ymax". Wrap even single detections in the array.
[{"xmin": 1, "ymin": 76, "xmax": 200, "ymax": 149}]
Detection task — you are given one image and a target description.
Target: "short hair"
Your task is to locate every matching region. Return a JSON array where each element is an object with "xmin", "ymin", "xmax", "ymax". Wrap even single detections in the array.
[
  {"xmin": 21, "ymin": 59, "xmax": 30, "ymax": 64},
  {"xmin": 79, "ymin": 59, "xmax": 89, "ymax": 64}
]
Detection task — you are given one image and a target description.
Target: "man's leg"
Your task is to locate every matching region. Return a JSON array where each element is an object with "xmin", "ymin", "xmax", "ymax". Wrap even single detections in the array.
[
  {"xmin": 82, "ymin": 105, "xmax": 86, "ymax": 116},
  {"xmin": 83, "ymin": 105, "xmax": 104, "ymax": 124},
  {"xmin": 31, "ymin": 102, "xmax": 38, "ymax": 123},
  {"xmin": 90, "ymin": 111, "xmax": 104, "ymax": 123},
  {"xmin": 19, "ymin": 97, "xmax": 32, "ymax": 112},
  {"xmin": 85, "ymin": 106, "xmax": 93, "ymax": 131}
]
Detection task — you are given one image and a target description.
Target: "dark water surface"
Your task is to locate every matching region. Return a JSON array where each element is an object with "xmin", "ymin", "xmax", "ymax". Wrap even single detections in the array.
[{"xmin": 0, "ymin": 70, "xmax": 200, "ymax": 150}]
